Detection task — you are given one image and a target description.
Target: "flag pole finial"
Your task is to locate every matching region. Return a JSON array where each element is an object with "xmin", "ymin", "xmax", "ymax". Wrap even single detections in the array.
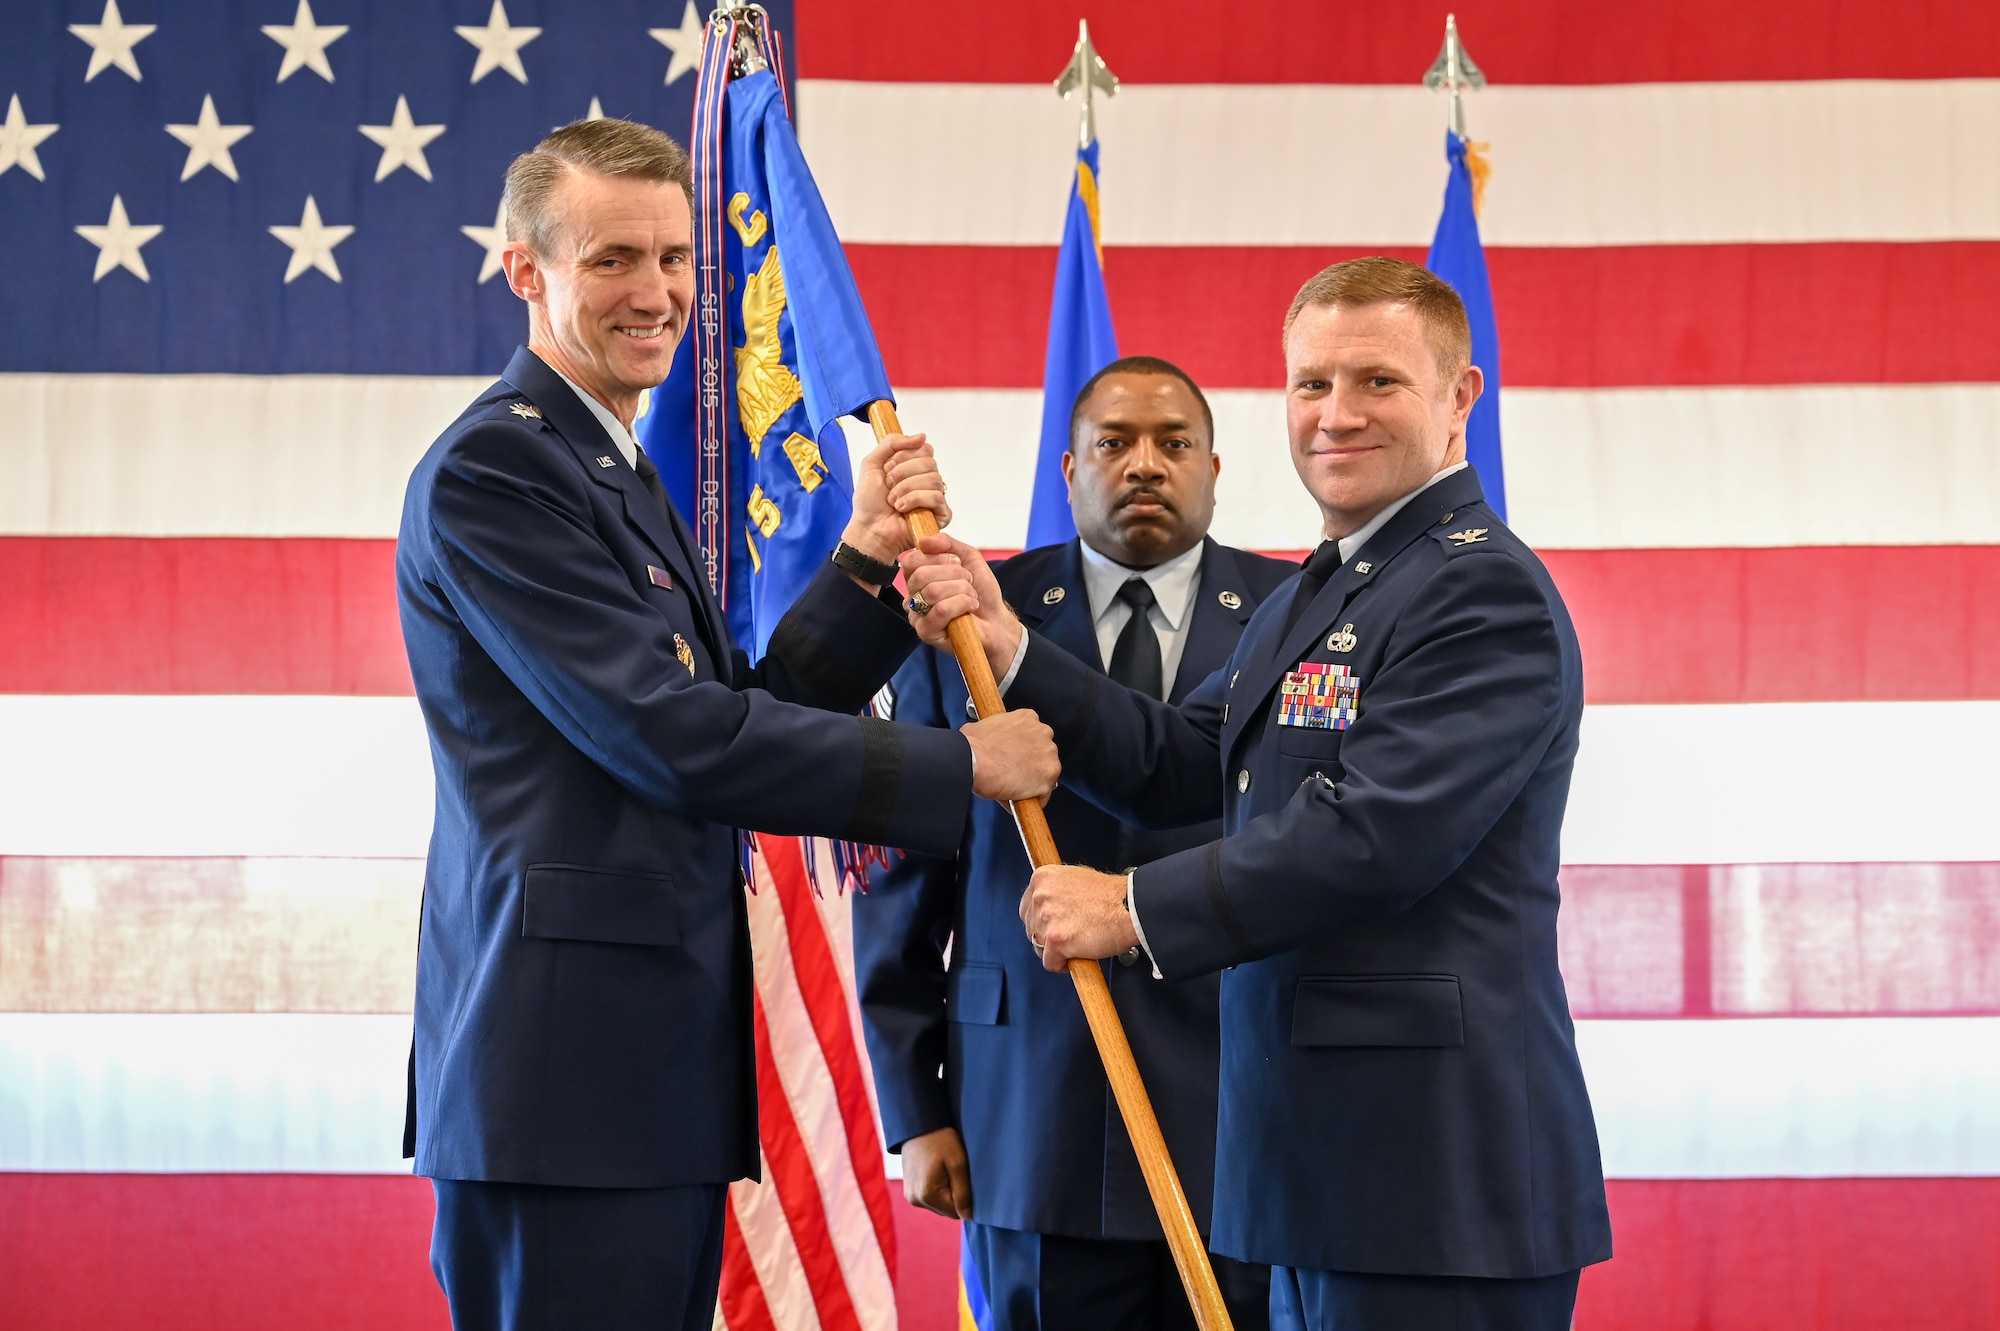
[
  {"xmin": 1055, "ymin": 18, "xmax": 1119, "ymax": 150},
  {"xmin": 708, "ymin": 2, "xmax": 770, "ymax": 74},
  {"xmin": 1422, "ymin": 13, "xmax": 1487, "ymax": 139}
]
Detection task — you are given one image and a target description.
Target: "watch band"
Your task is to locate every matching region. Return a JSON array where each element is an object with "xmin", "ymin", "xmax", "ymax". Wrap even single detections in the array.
[{"xmin": 831, "ymin": 541, "xmax": 899, "ymax": 588}]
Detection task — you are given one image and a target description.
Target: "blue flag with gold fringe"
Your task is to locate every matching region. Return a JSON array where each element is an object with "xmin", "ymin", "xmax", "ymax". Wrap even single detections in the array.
[
  {"xmin": 639, "ymin": 17, "xmax": 892, "ymax": 656},
  {"xmin": 1424, "ymin": 129, "xmax": 1506, "ymax": 519},
  {"xmin": 1024, "ymin": 139, "xmax": 1119, "ymax": 548}
]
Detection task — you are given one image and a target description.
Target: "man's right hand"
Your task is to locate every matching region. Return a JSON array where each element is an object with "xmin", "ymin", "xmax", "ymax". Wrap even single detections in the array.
[
  {"xmin": 963, "ymin": 710, "xmax": 1059, "ymax": 803},
  {"xmin": 899, "ymin": 1126, "xmax": 974, "ymax": 1220},
  {"xmin": 901, "ymin": 533, "xmax": 1022, "ymax": 681}
]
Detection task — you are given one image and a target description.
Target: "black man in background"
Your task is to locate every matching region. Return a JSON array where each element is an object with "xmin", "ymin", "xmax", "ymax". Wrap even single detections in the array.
[{"xmin": 853, "ymin": 357, "xmax": 1291, "ymax": 1330}]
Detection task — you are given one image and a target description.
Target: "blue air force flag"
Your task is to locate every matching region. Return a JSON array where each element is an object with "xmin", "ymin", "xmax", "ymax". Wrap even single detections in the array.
[
  {"xmin": 1424, "ymin": 129, "xmax": 1506, "ymax": 520},
  {"xmin": 640, "ymin": 24, "xmax": 891, "ymax": 657},
  {"xmin": 1024, "ymin": 138, "xmax": 1120, "ymax": 549}
]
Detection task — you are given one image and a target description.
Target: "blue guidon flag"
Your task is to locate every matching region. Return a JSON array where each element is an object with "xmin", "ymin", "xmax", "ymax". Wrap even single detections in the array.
[
  {"xmin": 1423, "ymin": 128, "xmax": 1505, "ymax": 519},
  {"xmin": 639, "ymin": 7, "xmax": 894, "ymax": 657}
]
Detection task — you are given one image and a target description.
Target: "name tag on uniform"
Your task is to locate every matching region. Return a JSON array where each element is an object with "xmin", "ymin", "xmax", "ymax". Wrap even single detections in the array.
[{"xmin": 1277, "ymin": 662, "xmax": 1360, "ymax": 730}]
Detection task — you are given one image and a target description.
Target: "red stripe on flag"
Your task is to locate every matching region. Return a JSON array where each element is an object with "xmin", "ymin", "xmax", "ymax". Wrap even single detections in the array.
[
  {"xmin": 717, "ymin": 1202, "xmax": 782, "ymax": 1331},
  {"xmin": 9, "ymin": 540, "xmax": 2000, "ymax": 703},
  {"xmin": 0, "ymin": 537, "xmax": 407, "ymax": 695},
  {"xmin": 1580, "ymin": 1178, "xmax": 2000, "ymax": 1330},
  {"xmin": 757, "ymin": 837, "xmax": 901, "ymax": 1272},
  {"xmin": 6, "ymin": 1173, "xmax": 2000, "ymax": 1331},
  {"xmin": 799, "ymin": 0, "xmax": 2000, "ymax": 84},
  {"xmin": 751, "ymin": 992, "xmax": 866, "ymax": 1331},
  {"xmin": 848, "ymin": 242, "xmax": 2000, "ymax": 390},
  {"xmin": 1541, "ymin": 546, "xmax": 2000, "ymax": 704},
  {"xmin": 0, "ymin": 1173, "xmax": 446, "ymax": 1330}
]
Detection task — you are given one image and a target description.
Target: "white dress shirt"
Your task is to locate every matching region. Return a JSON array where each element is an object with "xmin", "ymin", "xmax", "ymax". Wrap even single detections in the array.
[
  {"xmin": 550, "ymin": 364, "xmax": 641, "ymax": 470},
  {"xmin": 1076, "ymin": 538, "xmax": 1206, "ymax": 700}
]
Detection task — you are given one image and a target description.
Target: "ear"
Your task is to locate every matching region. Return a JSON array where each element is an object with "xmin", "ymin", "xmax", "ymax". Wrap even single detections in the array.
[
  {"xmin": 1060, "ymin": 447, "xmax": 1076, "ymax": 492},
  {"xmin": 1453, "ymin": 363, "xmax": 1485, "ymax": 424},
  {"xmin": 501, "ymin": 243, "xmax": 542, "ymax": 304}
]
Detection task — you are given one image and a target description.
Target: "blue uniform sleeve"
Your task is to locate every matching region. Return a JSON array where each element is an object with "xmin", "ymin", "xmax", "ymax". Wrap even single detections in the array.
[
  {"xmin": 1003, "ymin": 627, "xmax": 1228, "ymax": 830},
  {"xmin": 420, "ymin": 421, "xmax": 970, "ymax": 856},
  {"xmin": 849, "ymin": 646, "xmax": 963, "ymax": 1149},
  {"xmin": 1139, "ymin": 550, "xmax": 1573, "ymax": 980}
]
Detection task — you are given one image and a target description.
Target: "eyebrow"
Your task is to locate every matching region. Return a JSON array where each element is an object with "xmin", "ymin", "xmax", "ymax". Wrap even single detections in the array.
[{"xmin": 1091, "ymin": 415, "xmax": 1196, "ymax": 433}]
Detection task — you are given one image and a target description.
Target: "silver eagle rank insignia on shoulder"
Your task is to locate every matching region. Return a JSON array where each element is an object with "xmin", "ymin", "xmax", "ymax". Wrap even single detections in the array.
[{"xmin": 509, "ymin": 401, "xmax": 542, "ymax": 420}]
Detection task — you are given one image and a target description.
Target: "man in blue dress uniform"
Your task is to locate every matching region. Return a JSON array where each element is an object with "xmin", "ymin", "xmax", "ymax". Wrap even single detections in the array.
[
  {"xmin": 395, "ymin": 119, "xmax": 1059, "ymax": 1331},
  {"xmin": 902, "ymin": 258, "xmax": 1611, "ymax": 1331},
  {"xmin": 854, "ymin": 357, "xmax": 1291, "ymax": 1330}
]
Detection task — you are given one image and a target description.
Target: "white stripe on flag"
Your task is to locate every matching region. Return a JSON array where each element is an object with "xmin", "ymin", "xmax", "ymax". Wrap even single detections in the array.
[
  {"xmin": 850, "ymin": 384, "xmax": 2000, "ymax": 552},
  {"xmin": 3, "ymin": 696, "xmax": 1996, "ymax": 862},
  {"xmin": 6, "ymin": 1012, "xmax": 1997, "ymax": 1178},
  {"xmin": 1565, "ymin": 702, "xmax": 2000, "ymax": 866},
  {"xmin": 10, "ymin": 373, "xmax": 1999, "ymax": 549},
  {"xmin": 0, "ymin": 373, "xmax": 479, "ymax": 539},
  {"xmin": 800, "ymin": 78, "xmax": 2000, "ymax": 247},
  {"xmin": 730, "ymin": 1167, "xmax": 828, "ymax": 1331},
  {"xmin": 0, "ymin": 1012, "xmax": 408, "ymax": 1173},
  {"xmin": 745, "ymin": 854, "xmax": 897, "ymax": 1329},
  {"xmin": 1580, "ymin": 1017, "xmax": 2000, "ymax": 1178}
]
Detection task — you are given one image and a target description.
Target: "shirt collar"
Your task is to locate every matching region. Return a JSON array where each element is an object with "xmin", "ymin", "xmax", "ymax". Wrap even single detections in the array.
[
  {"xmin": 548, "ymin": 362, "xmax": 640, "ymax": 471},
  {"xmin": 1334, "ymin": 460, "xmax": 1469, "ymax": 563},
  {"xmin": 1077, "ymin": 537, "xmax": 1205, "ymax": 632}
]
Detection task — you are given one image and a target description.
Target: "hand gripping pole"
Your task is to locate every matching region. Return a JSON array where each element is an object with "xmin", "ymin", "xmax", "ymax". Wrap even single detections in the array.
[{"xmin": 868, "ymin": 401, "xmax": 1235, "ymax": 1331}]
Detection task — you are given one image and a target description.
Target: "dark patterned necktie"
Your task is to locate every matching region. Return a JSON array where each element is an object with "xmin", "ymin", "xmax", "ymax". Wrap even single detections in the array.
[
  {"xmin": 1107, "ymin": 577, "xmax": 1164, "ymax": 699},
  {"xmin": 1284, "ymin": 539, "xmax": 1344, "ymax": 633}
]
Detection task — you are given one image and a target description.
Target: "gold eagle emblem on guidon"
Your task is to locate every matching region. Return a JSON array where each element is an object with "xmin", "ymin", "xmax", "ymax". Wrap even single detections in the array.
[
  {"xmin": 1447, "ymin": 528, "xmax": 1490, "ymax": 546},
  {"xmin": 735, "ymin": 246, "xmax": 804, "ymax": 455}
]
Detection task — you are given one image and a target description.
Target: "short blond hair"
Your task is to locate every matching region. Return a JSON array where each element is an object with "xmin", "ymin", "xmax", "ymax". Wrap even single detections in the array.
[
  {"xmin": 501, "ymin": 118, "xmax": 692, "ymax": 257},
  {"xmin": 1283, "ymin": 256, "xmax": 1472, "ymax": 378}
]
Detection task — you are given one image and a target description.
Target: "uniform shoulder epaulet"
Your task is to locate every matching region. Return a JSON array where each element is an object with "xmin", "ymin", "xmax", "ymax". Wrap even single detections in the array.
[{"xmin": 1425, "ymin": 509, "xmax": 1501, "ymax": 556}]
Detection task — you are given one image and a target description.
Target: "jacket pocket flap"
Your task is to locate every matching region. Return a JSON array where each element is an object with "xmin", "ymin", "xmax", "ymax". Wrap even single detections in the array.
[
  {"xmin": 522, "ymin": 863, "xmax": 680, "ymax": 946},
  {"xmin": 947, "ymin": 962, "xmax": 1005, "ymax": 1026},
  {"xmin": 1291, "ymin": 974, "xmax": 1463, "ymax": 1047}
]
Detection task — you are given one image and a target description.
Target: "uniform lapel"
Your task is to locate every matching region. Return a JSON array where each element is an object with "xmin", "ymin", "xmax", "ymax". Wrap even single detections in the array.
[
  {"xmin": 1171, "ymin": 538, "xmax": 1255, "ymax": 705},
  {"xmin": 1017, "ymin": 541, "xmax": 1105, "ymax": 673},
  {"xmin": 500, "ymin": 348, "xmax": 728, "ymax": 661},
  {"xmin": 1234, "ymin": 468, "xmax": 1488, "ymax": 735}
]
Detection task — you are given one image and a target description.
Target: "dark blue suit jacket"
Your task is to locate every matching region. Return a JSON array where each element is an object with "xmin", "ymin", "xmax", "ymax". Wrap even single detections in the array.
[
  {"xmin": 853, "ymin": 538, "xmax": 1293, "ymax": 1240},
  {"xmin": 1004, "ymin": 468, "xmax": 1611, "ymax": 1277},
  {"xmin": 396, "ymin": 347, "xmax": 972, "ymax": 1188}
]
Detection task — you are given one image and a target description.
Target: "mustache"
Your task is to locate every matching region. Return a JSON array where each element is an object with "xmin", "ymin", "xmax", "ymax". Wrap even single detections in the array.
[{"xmin": 1115, "ymin": 485, "xmax": 1177, "ymax": 514}]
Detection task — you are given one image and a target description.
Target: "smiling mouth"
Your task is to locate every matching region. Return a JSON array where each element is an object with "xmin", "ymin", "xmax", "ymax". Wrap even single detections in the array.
[{"xmin": 615, "ymin": 323, "xmax": 668, "ymax": 341}]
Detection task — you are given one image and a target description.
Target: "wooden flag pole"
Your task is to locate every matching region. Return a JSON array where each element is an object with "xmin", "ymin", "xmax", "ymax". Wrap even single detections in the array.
[{"xmin": 868, "ymin": 401, "xmax": 1235, "ymax": 1331}]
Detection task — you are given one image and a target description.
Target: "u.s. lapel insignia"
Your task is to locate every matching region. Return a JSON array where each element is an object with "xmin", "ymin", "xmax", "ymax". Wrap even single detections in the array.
[
  {"xmin": 509, "ymin": 401, "xmax": 542, "ymax": 420},
  {"xmin": 596, "ymin": 456, "xmax": 617, "ymax": 468},
  {"xmin": 1217, "ymin": 590, "xmax": 1242, "ymax": 609},
  {"xmin": 1043, "ymin": 586, "xmax": 1066, "ymax": 605},
  {"xmin": 673, "ymin": 633, "xmax": 695, "ymax": 677},
  {"xmin": 1327, "ymin": 623, "xmax": 1357, "ymax": 653},
  {"xmin": 1447, "ymin": 528, "xmax": 1490, "ymax": 546},
  {"xmin": 1355, "ymin": 561, "xmax": 1372, "ymax": 574}
]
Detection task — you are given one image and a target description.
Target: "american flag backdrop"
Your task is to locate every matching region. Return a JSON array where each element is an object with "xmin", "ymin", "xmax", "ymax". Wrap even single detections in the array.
[{"xmin": 4, "ymin": 2, "xmax": 2000, "ymax": 1330}]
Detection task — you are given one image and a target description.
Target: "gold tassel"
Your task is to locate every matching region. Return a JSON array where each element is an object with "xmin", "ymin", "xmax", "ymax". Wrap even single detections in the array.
[{"xmin": 1464, "ymin": 140, "xmax": 1492, "ymax": 218}]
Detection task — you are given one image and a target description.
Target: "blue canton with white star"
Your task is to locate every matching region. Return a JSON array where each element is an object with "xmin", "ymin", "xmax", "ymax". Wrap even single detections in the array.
[{"xmin": 0, "ymin": 1, "xmax": 793, "ymax": 375}]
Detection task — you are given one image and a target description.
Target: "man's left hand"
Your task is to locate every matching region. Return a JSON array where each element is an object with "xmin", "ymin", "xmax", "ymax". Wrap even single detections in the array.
[
  {"xmin": 842, "ymin": 432, "xmax": 949, "ymax": 568},
  {"xmin": 1021, "ymin": 865, "xmax": 1139, "ymax": 972}
]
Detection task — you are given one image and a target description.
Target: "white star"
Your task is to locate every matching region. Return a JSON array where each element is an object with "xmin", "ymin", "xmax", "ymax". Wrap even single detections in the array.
[
  {"xmin": 455, "ymin": 0, "xmax": 540, "ymax": 84},
  {"xmin": 461, "ymin": 199, "xmax": 508, "ymax": 283},
  {"xmin": 585, "ymin": 97, "xmax": 605, "ymax": 120},
  {"xmin": 262, "ymin": 0, "xmax": 347, "ymax": 83},
  {"xmin": 0, "ymin": 95, "xmax": 59, "ymax": 181},
  {"xmin": 268, "ymin": 195, "xmax": 354, "ymax": 283},
  {"xmin": 650, "ymin": 1, "xmax": 705, "ymax": 87},
  {"xmin": 165, "ymin": 95, "xmax": 253, "ymax": 182},
  {"xmin": 69, "ymin": 0, "xmax": 156, "ymax": 83},
  {"xmin": 359, "ymin": 95, "xmax": 445, "ymax": 182},
  {"xmin": 75, "ymin": 194, "xmax": 162, "ymax": 282}
]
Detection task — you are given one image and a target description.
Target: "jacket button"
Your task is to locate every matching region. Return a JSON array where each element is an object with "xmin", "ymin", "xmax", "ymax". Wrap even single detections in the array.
[{"xmin": 1237, "ymin": 769, "xmax": 1251, "ymax": 793}]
